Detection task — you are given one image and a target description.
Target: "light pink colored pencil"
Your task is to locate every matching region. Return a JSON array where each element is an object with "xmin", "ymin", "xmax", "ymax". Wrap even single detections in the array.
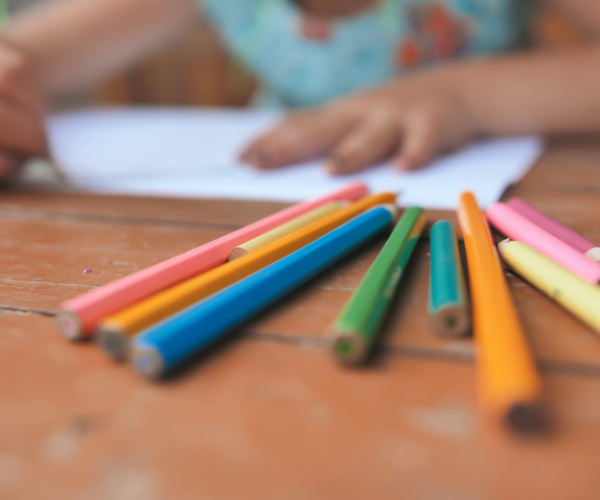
[
  {"xmin": 507, "ymin": 198, "xmax": 600, "ymax": 263},
  {"xmin": 57, "ymin": 181, "xmax": 368, "ymax": 339},
  {"xmin": 486, "ymin": 202, "xmax": 600, "ymax": 284}
]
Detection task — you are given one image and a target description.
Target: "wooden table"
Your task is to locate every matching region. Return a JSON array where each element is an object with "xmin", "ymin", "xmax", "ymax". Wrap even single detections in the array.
[{"xmin": 2, "ymin": 138, "xmax": 600, "ymax": 500}]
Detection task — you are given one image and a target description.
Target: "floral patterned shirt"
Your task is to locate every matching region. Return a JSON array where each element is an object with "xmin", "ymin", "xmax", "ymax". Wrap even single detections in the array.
[{"xmin": 202, "ymin": 0, "xmax": 531, "ymax": 107}]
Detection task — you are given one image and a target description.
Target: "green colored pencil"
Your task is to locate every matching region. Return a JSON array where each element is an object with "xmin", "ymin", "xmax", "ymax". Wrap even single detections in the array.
[
  {"xmin": 428, "ymin": 221, "xmax": 470, "ymax": 337},
  {"xmin": 331, "ymin": 206, "xmax": 427, "ymax": 365},
  {"xmin": 0, "ymin": 0, "xmax": 8, "ymax": 26}
]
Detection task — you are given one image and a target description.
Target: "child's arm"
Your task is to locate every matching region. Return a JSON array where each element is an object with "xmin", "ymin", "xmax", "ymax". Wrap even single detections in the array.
[
  {"xmin": 0, "ymin": 0, "xmax": 195, "ymax": 178},
  {"xmin": 5, "ymin": 0, "xmax": 196, "ymax": 96},
  {"xmin": 243, "ymin": 1, "xmax": 600, "ymax": 174}
]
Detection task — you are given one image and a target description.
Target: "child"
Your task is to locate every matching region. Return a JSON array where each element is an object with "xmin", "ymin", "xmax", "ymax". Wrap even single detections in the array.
[{"xmin": 0, "ymin": 0, "xmax": 599, "ymax": 179}]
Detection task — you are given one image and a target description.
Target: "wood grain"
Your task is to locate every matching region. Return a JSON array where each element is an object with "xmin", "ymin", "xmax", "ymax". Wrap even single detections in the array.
[{"xmin": 2, "ymin": 137, "xmax": 600, "ymax": 499}]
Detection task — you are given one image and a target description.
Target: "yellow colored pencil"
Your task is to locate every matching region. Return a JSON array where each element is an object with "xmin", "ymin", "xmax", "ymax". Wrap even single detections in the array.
[
  {"xmin": 229, "ymin": 201, "xmax": 345, "ymax": 260},
  {"xmin": 98, "ymin": 192, "xmax": 397, "ymax": 360},
  {"xmin": 458, "ymin": 192, "xmax": 543, "ymax": 432},
  {"xmin": 499, "ymin": 239, "xmax": 600, "ymax": 334}
]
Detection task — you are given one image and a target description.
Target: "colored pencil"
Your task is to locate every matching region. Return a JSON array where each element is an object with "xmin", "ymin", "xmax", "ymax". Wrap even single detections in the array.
[
  {"xmin": 484, "ymin": 215, "xmax": 507, "ymax": 270},
  {"xmin": 0, "ymin": 1, "xmax": 8, "ymax": 25},
  {"xmin": 458, "ymin": 192, "xmax": 543, "ymax": 432},
  {"xmin": 486, "ymin": 202, "xmax": 600, "ymax": 284},
  {"xmin": 507, "ymin": 198, "xmax": 600, "ymax": 263},
  {"xmin": 428, "ymin": 221, "xmax": 470, "ymax": 337},
  {"xmin": 131, "ymin": 205, "xmax": 398, "ymax": 378},
  {"xmin": 98, "ymin": 192, "xmax": 396, "ymax": 360},
  {"xmin": 229, "ymin": 201, "xmax": 344, "ymax": 260},
  {"xmin": 330, "ymin": 206, "xmax": 426, "ymax": 364},
  {"xmin": 57, "ymin": 181, "xmax": 368, "ymax": 339},
  {"xmin": 499, "ymin": 239, "xmax": 600, "ymax": 335}
]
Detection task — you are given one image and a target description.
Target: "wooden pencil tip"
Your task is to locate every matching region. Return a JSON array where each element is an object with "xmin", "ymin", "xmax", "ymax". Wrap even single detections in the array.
[
  {"xmin": 584, "ymin": 247, "xmax": 600, "ymax": 263},
  {"xmin": 497, "ymin": 238, "xmax": 511, "ymax": 255},
  {"xmin": 228, "ymin": 247, "xmax": 248, "ymax": 261},
  {"xmin": 381, "ymin": 203, "xmax": 399, "ymax": 220},
  {"xmin": 56, "ymin": 310, "xmax": 83, "ymax": 341},
  {"xmin": 131, "ymin": 345, "xmax": 164, "ymax": 379},
  {"xmin": 332, "ymin": 333, "xmax": 367, "ymax": 366},
  {"xmin": 431, "ymin": 306, "xmax": 471, "ymax": 338},
  {"xmin": 98, "ymin": 328, "xmax": 130, "ymax": 362}
]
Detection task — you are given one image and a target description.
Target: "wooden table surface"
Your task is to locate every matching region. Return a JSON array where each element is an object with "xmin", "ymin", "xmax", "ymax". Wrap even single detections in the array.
[{"xmin": 2, "ymin": 138, "xmax": 600, "ymax": 500}]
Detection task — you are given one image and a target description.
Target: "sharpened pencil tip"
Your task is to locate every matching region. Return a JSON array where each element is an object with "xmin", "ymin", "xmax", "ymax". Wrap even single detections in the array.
[
  {"xmin": 497, "ymin": 238, "xmax": 511, "ymax": 255},
  {"xmin": 381, "ymin": 203, "xmax": 399, "ymax": 220},
  {"xmin": 228, "ymin": 247, "xmax": 248, "ymax": 261},
  {"xmin": 585, "ymin": 247, "xmax": 600, "ymax": 263}
]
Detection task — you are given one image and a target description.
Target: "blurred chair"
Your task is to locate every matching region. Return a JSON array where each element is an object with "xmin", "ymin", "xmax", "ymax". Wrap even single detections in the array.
[{"xmin": 91, "ymin": 13, "xmax": 256, "ymax": 107}]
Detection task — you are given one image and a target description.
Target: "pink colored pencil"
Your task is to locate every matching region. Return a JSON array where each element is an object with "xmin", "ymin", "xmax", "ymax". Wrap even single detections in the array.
[
  {"xmin": 486, "ymin": 202, "xmax": 600, "ymax": 284},
  {"xmin": 507, "ymin": 198, "xmax": 600, "ymax": 263},
  {"xmin": 58, "ymin": 181, "xmax": 368, "ymax": 339}
]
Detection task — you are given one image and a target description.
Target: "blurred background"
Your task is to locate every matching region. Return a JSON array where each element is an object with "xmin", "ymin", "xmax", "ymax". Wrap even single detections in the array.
[{"xmin": 6, "ymin": 0, "xmax": 586, "ymax": 109}]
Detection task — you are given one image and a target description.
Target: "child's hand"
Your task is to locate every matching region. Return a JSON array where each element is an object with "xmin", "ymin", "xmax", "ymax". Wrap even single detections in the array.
[
  {"xmin": 241, "ymin": 69, "xmax": 477, "ymax": 175},
  {"xmin": 0, "ymin": 38, "xmax": 47, "ymax": 180}
]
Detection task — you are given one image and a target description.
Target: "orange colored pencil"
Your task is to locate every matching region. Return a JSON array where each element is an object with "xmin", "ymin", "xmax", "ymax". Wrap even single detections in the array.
[{"xmin": 457, "ymin": 192, "xmax": 543, "ymax": 432}]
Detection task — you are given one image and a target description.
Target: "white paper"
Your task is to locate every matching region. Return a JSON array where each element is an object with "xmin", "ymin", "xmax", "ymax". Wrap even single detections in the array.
[{"xmin": 47, "ymin": 107, "xmax": 543, "ymax": 209}]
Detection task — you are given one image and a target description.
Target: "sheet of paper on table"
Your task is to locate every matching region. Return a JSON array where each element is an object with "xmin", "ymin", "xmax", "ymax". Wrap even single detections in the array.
[{"xmin": 47, "ymin": 107, "xmax": 544, "ymax": 209}]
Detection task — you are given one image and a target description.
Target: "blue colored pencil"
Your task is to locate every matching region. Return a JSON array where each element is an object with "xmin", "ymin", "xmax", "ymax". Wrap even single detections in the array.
[{"xmin": 131, "ymin": 204, "xmax": 398, "ymax": 378}]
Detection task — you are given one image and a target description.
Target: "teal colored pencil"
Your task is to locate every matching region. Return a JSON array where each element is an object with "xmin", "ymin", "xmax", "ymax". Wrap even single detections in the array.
[
  {"xmin": 331, "ymin": 206, "xmax": 427, "ymax": 365},
  {"xmin": 428, "ymin": 221, "xmax": 470, "ymax": 337}
]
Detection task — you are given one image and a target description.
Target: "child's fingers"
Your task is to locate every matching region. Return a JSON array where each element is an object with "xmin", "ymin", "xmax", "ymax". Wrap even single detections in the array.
[
  {"xmin": 0, "ymin": 49, "xmax": 45, "ymax": 116},
  {"xmin": 0, "ymin": 151, "xmax": 22, "ymax": 180},
  {"xmin": 0, "ymin": 99, "xmax": 48, "ymax": 156},
  {"xmin": 240, "ymin": 110, "xmax": 355, "ymax": 169},
  {"xmin": 395, "ymin": 113, "xmax": 443, "ymax": 171},
  {"xmin": 326, "ymin": 118, "xmax": 400, "ymax": 175}
]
